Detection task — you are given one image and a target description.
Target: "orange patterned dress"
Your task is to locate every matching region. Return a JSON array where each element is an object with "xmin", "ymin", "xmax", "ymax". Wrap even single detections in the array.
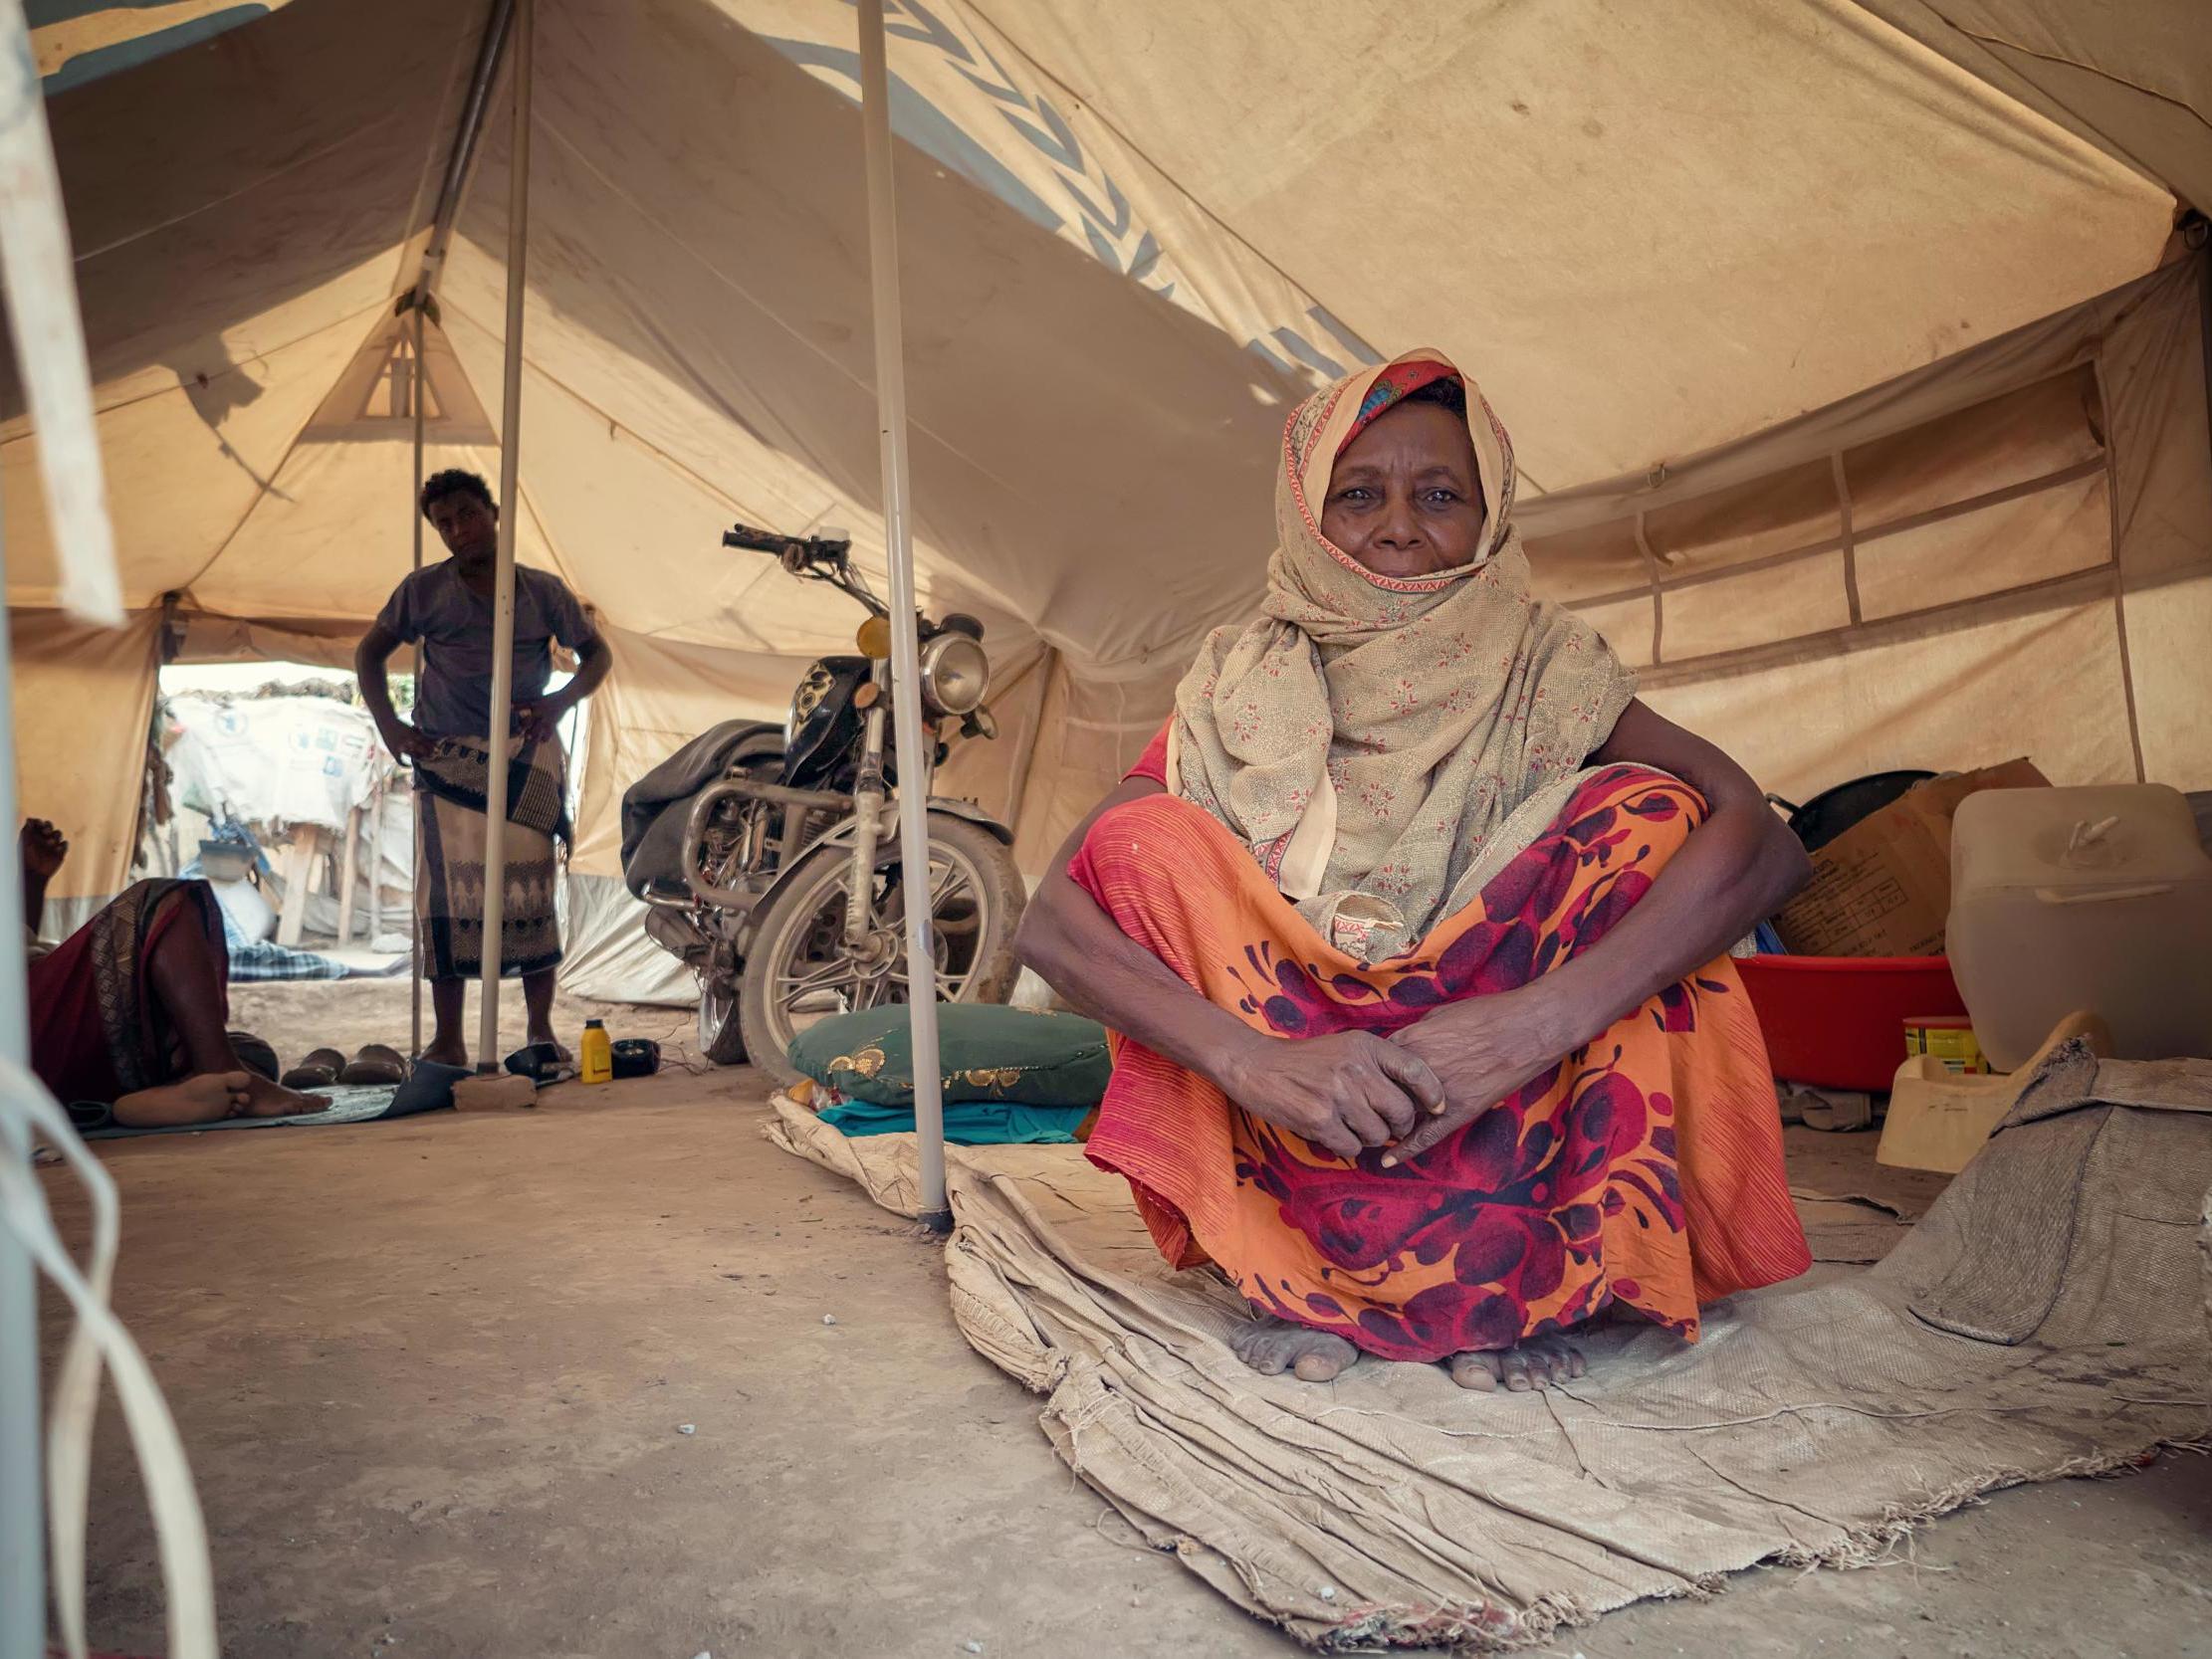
[{"xmin": 1071, "ymin": 745, "xmax": 1810, "ymax": 1362}]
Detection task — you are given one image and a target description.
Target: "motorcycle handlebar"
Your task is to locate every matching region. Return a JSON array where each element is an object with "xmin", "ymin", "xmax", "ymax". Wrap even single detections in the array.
[
  {"xmin": 721, "ymin": 521, "xmax": 795, "ymax": 554},
  {"xmin": 722, "ymin": 521, "xmax": 856, "ymax": 574}
]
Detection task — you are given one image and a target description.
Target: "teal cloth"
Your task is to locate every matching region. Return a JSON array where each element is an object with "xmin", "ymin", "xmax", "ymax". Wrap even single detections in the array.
[{"xmin": 816, "ymin": 1098, "xmax": 1090, "ymax": 1145}]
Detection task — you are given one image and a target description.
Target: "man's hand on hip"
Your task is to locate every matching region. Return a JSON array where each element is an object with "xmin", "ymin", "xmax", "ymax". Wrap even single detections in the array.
[
  {"xmin": 379, "ymin": 722, "xmax": 434, "ymax": 764},
  {"xmin": 514, "ymin": 696, "xmax": 569, "ymax": 744}
]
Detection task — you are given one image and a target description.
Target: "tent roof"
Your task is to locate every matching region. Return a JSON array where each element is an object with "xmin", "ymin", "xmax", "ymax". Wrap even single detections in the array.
[{"xmin": 3, "ymin": 0, "xmax": 2188, "ymax": 685}]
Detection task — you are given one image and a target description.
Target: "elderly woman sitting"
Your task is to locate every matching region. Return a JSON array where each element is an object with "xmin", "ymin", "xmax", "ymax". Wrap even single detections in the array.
[{"xmin": 1014, "ymin": 352, "xmax": 1813, "ymax": 1392}]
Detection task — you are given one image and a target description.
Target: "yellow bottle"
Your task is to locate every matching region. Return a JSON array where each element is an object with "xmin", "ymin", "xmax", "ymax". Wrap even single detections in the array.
[{"xmin": 579, "ymin": 1019, "xmax": 612, "ymax": 1086}]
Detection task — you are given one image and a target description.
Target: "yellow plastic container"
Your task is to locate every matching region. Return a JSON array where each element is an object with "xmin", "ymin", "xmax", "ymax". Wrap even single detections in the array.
[
  {"xmin": 579, "ymin": 1018, "xmax": 613, "ymax": 1086},
  {"xmin": 1902, "ymin": 1014, "xmax": 1987, "ymax": 1076}
]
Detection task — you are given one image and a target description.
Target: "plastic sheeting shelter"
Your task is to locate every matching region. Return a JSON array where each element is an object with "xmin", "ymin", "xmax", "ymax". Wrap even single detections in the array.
[{"xmin": 6, "ymin": 0, "xmax": 2208, "ymax": 1003}]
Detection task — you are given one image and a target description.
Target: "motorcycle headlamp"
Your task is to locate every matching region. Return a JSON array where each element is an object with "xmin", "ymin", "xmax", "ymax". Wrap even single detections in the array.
[{"xmin": 917, "ymin": 631, "xmax": 991, "ymax": 718}]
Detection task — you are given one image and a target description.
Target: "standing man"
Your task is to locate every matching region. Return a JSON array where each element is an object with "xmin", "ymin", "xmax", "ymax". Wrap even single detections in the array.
[{"xmin": 356, "ymin": 469, "xmax": 612, "ymax": 1068}]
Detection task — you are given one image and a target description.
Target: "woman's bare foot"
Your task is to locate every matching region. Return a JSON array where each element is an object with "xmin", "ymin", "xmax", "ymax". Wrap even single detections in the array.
[
  {"xmin": 112, "ymin": 1071, "xmax": 253, "ymax": 1129},
  {"xmin": 240, "ymin": 1071, "xmax": 331, "ymax": 1118},
  {"xmin": 1444, "ymin": 1336, "xmax": 1586, "ymax": 1392},
  {"xmin": 420, "ymin": 1037, "xmax": 469, "ymax": 1070},
  {"xmin": 1231, "ymin": 1317, "xmax": 1360, "ymax": 1382}
]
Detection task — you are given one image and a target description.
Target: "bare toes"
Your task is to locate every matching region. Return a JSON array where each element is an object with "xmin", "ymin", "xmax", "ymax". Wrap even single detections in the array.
[
  {"xmin": 1448, "ymin": 1338, "xmax": 1588, "ymax": 1393},
  {"xmin": 1446, "ymin": 1352, "xmax": 1502, "ymax": 1391},
  {"xmin": 1519, "ymin": 1339, "xmax": 1584, "ymax": 1388},
  {"xmin": 1232, "ymin": 1322, "xmax": 1357, "ymax": 1384},
  {"xmin": 1238, "ymin": 1343, "xmax": 1288, "ymax": 1376}
]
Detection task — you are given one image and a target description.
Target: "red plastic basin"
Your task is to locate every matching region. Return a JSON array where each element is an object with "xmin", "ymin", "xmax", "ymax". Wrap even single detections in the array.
[{"xmin": 1735, "ymin": 953, "xmax": 1967, "ymax": 1092}]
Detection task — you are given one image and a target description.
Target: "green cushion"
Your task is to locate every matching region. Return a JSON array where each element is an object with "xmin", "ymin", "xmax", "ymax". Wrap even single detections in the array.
[{"xmin": 787, "ymin": 1004, "xmax": 1111, "ymax": 1109}]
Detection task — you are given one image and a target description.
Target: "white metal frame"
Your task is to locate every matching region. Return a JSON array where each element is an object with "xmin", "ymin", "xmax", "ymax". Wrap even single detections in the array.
[
  {"xmin": 856, "ymin": 0, "xmax": 951, "ymax": 1227},
  {"xmin": 474, "ymin": 0, "xmax": 534, "ymax": 1070}
]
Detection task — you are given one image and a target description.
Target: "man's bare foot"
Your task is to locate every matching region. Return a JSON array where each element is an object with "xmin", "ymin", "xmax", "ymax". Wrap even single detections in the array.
[
  {"xmin": 420, "ymin": 1038, "xmax": 469, "ymax": 1069},
  {"xmin": 1231, "ymin": 1317, "xmax": 1360, "ymax": 1382},
  {"xmin": 1444, "ymin": 1336, "xmax": 1586, "ymax": 1392},
  {"xmin": 240, "ymin": 1071, "xmax": 331, "ymax": 1118},
  {"xmin": 526, "ymin": 1032, "xmax": 572, "ymax": 1064},
  {"xmin": 112, "ymin": 1072, "xmax": 252, "ymax": 1129}
]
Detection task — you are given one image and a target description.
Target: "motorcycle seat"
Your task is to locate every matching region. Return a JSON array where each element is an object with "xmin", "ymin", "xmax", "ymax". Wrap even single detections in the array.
[{"xmin": 620, "ymin": 718, "xmax": 782, "ymax": 894}]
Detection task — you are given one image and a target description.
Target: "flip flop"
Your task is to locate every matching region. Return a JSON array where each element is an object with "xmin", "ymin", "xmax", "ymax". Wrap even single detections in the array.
[
  {"xmin": 280, "ymin": 1046, "xmax": 344, "ymax": 1090},
  {"xmin": 338, "ymin": 1043, "xmax": 410, "ymax": 1086},
  {"xmin": 67, "ymin": 1100, "xmax": 113, "ymax": 1131},
  {"xmin": 505, "ymin": 1042, "xmax": 574, "ymax": 1086},
  {"xmin": 228, "ymin": 1031, "xmax": 279, "ymax": 1083},
  {"xmin": 381, "ymin": 1059, "xmax": 468, "ymax": 1120}
]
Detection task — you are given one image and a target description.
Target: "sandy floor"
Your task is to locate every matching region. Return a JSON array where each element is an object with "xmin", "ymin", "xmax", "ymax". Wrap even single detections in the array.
[
  {"xmin": 33, "ymin": 977, "xmax": 2212, "ymax": 1658},
  {"xmin": 225, "ymin": 969, "xmax": 695, "ymax": 1077}
]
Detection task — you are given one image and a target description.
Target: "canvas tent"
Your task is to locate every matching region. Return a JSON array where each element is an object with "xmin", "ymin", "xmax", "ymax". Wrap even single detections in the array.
[{"xmin": 5, "ymin": 0, "xmax": 2207, "ymax": 1004}]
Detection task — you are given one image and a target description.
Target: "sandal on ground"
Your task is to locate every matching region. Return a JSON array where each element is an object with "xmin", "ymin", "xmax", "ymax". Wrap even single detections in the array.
[
  {"xmin": 338, "ymin": 1043, "xmax": 410, "ymax": 1086},
  {"xmin": 505, "ymin": 1042, "xmax": 574, "ymax": 1086},
  {"xmin": 228, "ymin": 1031, "xmax": 280, "ymax": 1083},
  {"xmin": 384, "ymin": 1059, "xmax": 469, "ymax": 1119},
  {"xmin": 280, "ymin": 1046, "xmax": 344, "ymax": 1090}
]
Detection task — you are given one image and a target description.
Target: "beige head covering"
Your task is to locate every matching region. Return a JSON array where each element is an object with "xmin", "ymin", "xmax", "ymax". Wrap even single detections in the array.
[{"xmin": 1167, "ymin": 349, "xmax": 1636, "ymax": 962}]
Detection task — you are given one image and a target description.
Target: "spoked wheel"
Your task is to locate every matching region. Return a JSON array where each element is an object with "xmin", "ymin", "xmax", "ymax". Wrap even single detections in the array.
[{"xmin": 737, "ymin": 814, "xmax": 1024, "ymax": 1090}]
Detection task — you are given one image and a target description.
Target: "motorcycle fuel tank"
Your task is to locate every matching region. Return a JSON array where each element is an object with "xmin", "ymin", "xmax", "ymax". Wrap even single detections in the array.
[{"xmin": 780, "ymin": 655, "xmax": 872, "ymax": 787}]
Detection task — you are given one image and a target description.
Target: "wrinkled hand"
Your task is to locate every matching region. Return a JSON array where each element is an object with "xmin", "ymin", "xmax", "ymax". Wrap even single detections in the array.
[
  {"xmin": 1222, "ymin": 1030, "xmax": 1444, "ymax": 1161},
  {"xmin": 1382, "ymin": 988, "xmax": 1574, "ymax": 1167},
  {"xmin": 379, "ymin": 722, "xmax": 435, "ymax": 764},
  {"xmin": 514, "ymin": 696, "xmax": 568, "ymax": 744},
  {"xmin": 19, "ymin": 818, "xmax": 67, "ymax": 880}
]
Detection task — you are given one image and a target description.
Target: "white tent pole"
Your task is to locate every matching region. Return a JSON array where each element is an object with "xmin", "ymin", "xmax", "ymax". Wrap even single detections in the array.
[
  {"xmin": 409, "ymin": 300, "xmax": 427, "ymax": 1061},
  {"xmin": 857, "ymin": 0, "xmax": 949, "ymax": 1231},
  {"xmin": 405, "ymin": 0, "xmax": 516, "ymax": 1065},
  {"xmin": 0, "ymin": 537, "xmax": 42, "ymax": 1659},
  {"xmin": 475, "ymin": 0, "xmax": 532, "ymax": 1072}
]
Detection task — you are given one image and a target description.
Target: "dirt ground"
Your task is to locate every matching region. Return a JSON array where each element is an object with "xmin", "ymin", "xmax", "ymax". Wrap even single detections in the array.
[{"xmin": 33, "ymin": 977, "xmax": 2212, "ymax": 1658}]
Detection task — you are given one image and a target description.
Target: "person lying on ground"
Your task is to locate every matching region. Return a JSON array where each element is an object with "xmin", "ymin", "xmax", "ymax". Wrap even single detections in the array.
[
  {"xmin": 1014, "ymin": 353, "xmax": 1814, "ymax": 1393},
  {"xmin": 354, "ymin": 468, "xmax": 613, "ymax": 1069},
  {"xmin": 24, "ymin": 819, "xmax": 330, "ymax": 1128}
]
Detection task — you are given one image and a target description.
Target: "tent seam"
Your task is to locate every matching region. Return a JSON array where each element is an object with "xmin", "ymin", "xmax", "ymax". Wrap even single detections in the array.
[
  {"xmin": 1947, "ymin": 27, "xmax": 2212, "ymax": 136},
  {"xmin": 164, "ymin": 311, "xmax": 395, "ymax": 601},
  {"xmin": 72, "ymin": 112, "xmax": 410, "ymax": 266},
  {"xmin": 2091, "ymin": 354, "xmax": 2147, "ymax": 782},
  {"xmin": 432, "ymin": 294, "xmax": 797, "ymax": 629},
  {"xmin": 525, "ymin": 119, "xmax": 1052, "ymax": 517},
  {"xmin": 68, "ymin": 11, "xmax": 486, "ymax": 268},
  {"xmin": 1632, "ymin": 563, "xmax": 2137, "ymax": 690},
  {"xmin": 434, "ymin": 289, "xmax": 1039, "ymax": 639},
  {"xmin": 0, "ymin": 300, "xmax": 389, "ymax": 433},
  {"xmin": 1561, "ymin": 455, "xmax": 2108, "ymax": 611}
]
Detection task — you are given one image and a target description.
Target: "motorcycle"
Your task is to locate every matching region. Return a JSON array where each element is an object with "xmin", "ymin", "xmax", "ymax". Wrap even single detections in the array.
[{"xmin": 619, "ymin": 523, "xmax": 1026, "ymax": 1087}]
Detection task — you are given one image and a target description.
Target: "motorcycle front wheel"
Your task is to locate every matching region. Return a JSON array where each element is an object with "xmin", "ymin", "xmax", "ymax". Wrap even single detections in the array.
[{"xmin": 735, "ymin": 813, "xmax": 1025, "ymax": 1090}]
